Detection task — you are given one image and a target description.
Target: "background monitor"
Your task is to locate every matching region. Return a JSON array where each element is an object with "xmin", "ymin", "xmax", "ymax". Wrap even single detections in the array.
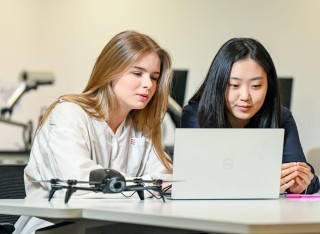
[
  {"xmin": 168, "ymin": 70, "xmax": 188, "ymax": 127},
  {"xmin": 171, "ymin": 70, "xmax": 188, "ymax": 107},
  {"xmin": 278, "ymin": 77, "xmax": 293, "ymax": 110}
]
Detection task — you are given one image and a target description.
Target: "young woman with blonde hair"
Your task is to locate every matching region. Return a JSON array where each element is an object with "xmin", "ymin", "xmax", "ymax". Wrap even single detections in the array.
[{"xmin": 14, "ymin": 30, "xmax": 175, "ymax": 234}]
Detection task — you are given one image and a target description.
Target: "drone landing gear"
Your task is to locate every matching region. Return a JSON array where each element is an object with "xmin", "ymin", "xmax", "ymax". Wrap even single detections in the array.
[
  {"xmin": 49, "ymin": 184, "xmax": 63, "ymax": 201},
  {"xmin": 149, "ymin": 185, "xmax": 165, "ymax": 203},
  {"xmin": 48, "ymin": 179, "xmax": 98, "ymax": 203},
  {"xmin": 65, "ymin": 186, "xmax": 78, "ymax": 204},
  {"xmin": 137, "ymin": 190, "xmax": 144, "ymax": 200},
  {"xmin": 48, "ymin": 183, "xmax": 78, "ymax": 203}
]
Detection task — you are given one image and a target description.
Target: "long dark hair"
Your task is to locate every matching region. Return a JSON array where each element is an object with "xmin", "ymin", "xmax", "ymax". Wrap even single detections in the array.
[{"xmin": 189, "ymin": 38, "xmax": 281, "ymax": 128}]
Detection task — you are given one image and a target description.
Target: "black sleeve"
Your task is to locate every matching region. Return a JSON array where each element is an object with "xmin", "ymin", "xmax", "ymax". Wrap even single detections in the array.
[
  {"xmin": 180, "ymin": 102, "xmax": 200, "ymax": 128},
  {"xmin": 281, "ymin": 107, "xmax": 320, "ymax": 194}
]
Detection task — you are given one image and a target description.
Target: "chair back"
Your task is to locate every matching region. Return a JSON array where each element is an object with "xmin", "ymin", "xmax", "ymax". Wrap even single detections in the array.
[{"xmin": 0, "ymin": 164, "xmax": 26, "ymax": 224}]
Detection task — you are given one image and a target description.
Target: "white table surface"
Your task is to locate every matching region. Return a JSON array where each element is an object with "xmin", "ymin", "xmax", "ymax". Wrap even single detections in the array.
[{"xmin": 1, "ymin": 197, "xmax": 320, "ymax": 233}]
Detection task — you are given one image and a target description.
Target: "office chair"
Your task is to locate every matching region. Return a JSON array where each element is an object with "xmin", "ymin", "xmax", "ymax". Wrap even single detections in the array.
[{"xmin": 0, "ymin": 164, "xmax": 26, "ymax": 234}]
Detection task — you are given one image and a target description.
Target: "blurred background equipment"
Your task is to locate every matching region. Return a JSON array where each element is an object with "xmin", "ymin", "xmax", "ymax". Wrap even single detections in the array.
[
  {"xmin": 0, "ymin": 71, "xmax": 54, "ymax": 152},
  {"xmin": 163, "ymin": 70, "xmax": 188, "ymax": 158},
  {"xmin": 1, "ymin": 71, "xmax": 54, "ymax": 117}
]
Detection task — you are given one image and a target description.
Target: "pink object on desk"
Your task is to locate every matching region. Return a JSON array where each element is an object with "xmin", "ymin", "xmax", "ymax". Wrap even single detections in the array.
[{"xmin": 286, "ymin": 194, "xmax": 320, "ymax": 198}]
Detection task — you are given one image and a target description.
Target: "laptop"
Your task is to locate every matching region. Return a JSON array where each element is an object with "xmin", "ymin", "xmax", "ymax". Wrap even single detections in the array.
[{"xmin": 170, "ymin": 128, "xmax": 284, "ymax": 200}]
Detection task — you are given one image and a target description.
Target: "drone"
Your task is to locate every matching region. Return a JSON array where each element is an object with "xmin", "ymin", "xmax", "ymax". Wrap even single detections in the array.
[{"xmin": 36, "ymin": 168, "xmax": 168, "ymax": 203}]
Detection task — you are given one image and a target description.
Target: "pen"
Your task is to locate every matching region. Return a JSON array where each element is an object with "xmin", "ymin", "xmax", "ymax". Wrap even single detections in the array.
[{"xmin": 286, "ymin": 194, "xmax": 320, "ymax": 198}]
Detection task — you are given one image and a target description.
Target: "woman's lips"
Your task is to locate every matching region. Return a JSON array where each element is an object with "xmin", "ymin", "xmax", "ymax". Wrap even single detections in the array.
[
  {"xmin": 238, "ymin": 105, "xmax": 250, "ymax": 112},
  {"xmin": 138, "ymin": 94, "xmax": 149, "ymax": 101}
]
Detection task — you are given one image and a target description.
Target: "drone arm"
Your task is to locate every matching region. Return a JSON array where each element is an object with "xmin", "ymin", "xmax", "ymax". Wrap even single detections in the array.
[
  {"xmin": 124, "ymin": 185, "xmax": 145, "ymax": 200},
  {"xmin": 124, "ymin": 185, "xmax": 144, "ymax": 191},
  {"xmin": 64, "ymin": 186, "xmax": 102, "ymax": 203},
  {"xmin": 71, "ymin": 186, "xmax": 101, "ymax": 192}
]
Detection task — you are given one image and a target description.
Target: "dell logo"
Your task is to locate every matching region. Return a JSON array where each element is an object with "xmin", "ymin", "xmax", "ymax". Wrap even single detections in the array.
[{"xmin": 222, "ymin": 158, "xmax": 234, "ymax": 169}]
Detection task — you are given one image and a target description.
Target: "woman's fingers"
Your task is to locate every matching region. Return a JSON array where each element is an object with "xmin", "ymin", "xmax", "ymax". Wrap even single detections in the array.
[
  {"xmin": 280, "ymin": 162, "xmax": 315, "ymax": 194},
  {"xmin": 280, "ymin": 179, "xmax": 295, "ymax": 193}
]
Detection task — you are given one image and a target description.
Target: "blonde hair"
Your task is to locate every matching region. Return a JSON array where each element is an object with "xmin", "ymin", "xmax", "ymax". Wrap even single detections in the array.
[{"xmin": 38, "ymin": 30, "xmax": 173, "ymax": 172}]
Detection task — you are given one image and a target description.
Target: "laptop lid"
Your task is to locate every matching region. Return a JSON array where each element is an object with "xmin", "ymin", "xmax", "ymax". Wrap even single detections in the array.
[{"xmin": 171, "ymin": 128, "xmax": 284, "ymax": 199}]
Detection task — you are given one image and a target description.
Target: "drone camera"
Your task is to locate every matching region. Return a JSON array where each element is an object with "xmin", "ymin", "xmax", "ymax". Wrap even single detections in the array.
[
  {"xmin": 105, "ymin": 177, "xmax": 126, "ymax": 193},
  {"xmin": 89, "ymin": 168, "xmax": 126, "ymax": 193}
]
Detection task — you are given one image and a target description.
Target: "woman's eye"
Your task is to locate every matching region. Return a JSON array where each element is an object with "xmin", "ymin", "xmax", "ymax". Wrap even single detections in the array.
[
  {"xmin": 151, "ymin": 76, "xmax": 159, "ymax": 82},
  {"xmin": 229, "ymin": 83, "xmax": 239, "ymax": 88},
  {"xmin": 251, "ymin": 84, "xmax": 261, "ymax": 89},
  {"xmin": 132, "ymin": 72, "xmax": 142, "ymax": 77}
]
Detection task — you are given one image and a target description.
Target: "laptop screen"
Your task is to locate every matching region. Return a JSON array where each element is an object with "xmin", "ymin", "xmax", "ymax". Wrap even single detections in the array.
[{"xmin": 171, "ymin": 128, "xmax": 284, "ymax": 200}]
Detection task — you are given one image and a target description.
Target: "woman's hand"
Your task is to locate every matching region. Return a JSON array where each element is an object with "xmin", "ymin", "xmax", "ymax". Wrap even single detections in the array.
[{"xmin": 280, "ymin": 162, "xmax": 314, "ymax": 194}]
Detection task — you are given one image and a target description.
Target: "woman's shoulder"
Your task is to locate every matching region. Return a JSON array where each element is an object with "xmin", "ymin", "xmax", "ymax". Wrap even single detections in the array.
[
  {"xmin": 281, "ymin": 106, "xmax": 292, "ymax": 116},
  {"xmin": 281, "ymin": 106, "xmax": 293, "ymax": 119},
  {"xmin": 53, "ymin": 101, "xmax": 84, "ymax": 112},
  {"xmin": 181, "ymin": 101, "xmax": 201, "ymax": 128},
  {"xmin": 182, "ymin": 101, "xmax": 199, "ymax": 112},
  {"xmin": 52, "ymin": 101, "xmax": 91, "ymax": 116},
  {"xmin": 280, "ymin": 106, "xmax": 295, "ymax": 127},
  {"xmin": 49, "ymin": 101, "xmax": 89, "ymax": 125}
]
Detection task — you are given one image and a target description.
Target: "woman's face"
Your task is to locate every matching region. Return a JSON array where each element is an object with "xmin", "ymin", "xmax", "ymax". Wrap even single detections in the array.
[
  {"xmin": 112, "ymin": 51, "xmax": 160, "ymax": 115},
  {"xmin": 225, "ymin": 58, "xmax": 268, "ymax": 128}
]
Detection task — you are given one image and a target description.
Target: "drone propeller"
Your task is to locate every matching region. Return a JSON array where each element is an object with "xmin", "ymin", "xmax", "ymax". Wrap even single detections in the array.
[
  {"xmin": 126, "ymin": 178, "xmax": 162, "ymax": 184},
  {"xmin": 126, "ymin": 178, "xmax": 182, "ymax": 184},
  {"xmin": 32, "ymin": 179, "xmax": 94, "ymax": 185},
  {"xmin": 32, "ymin": 179, "xmax": 63, "ymax": 184}
]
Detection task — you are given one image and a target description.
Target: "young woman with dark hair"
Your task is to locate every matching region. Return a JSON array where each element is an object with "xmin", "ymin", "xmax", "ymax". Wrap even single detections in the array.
[{"xmin": 181, "ymin": 37, "xmax": 319, "ymax": 195}]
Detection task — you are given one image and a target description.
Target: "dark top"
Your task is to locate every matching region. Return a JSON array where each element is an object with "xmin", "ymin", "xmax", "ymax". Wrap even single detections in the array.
[{"xmin": 181, "ymin": 101, "xmax": 319, "ymax": 194}]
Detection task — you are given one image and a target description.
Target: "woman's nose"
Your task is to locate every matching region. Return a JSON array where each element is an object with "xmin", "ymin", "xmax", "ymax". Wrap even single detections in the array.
[
  {"xmin": 142, "ymin": 76, "xmax": 153, "ymax": 89},
  {"xmin": 239, "ymin": 87, "xmax": 250, "ymax": 101}
]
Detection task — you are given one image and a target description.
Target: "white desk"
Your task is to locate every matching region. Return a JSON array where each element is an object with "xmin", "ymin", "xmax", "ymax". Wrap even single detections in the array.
[{"xmin": 1, "ymin": 198, "xmax": 320, "ymax": 233}]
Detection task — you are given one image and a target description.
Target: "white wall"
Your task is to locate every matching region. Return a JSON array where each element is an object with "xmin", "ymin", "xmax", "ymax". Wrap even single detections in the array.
[{"xmin": 1, "ymin": 0, "xmax": 320, "ymax": 164}]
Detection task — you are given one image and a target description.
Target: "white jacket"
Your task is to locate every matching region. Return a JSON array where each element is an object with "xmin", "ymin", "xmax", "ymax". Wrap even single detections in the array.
[{"xmin": 14, "ymin": 101, "xmax": 171, "ymax": 233}]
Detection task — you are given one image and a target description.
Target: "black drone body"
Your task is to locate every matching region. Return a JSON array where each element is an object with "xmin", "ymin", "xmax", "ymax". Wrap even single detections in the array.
[{"xmin": 44, "ymin": 169, "xmax": 166, "ymax": 203}]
